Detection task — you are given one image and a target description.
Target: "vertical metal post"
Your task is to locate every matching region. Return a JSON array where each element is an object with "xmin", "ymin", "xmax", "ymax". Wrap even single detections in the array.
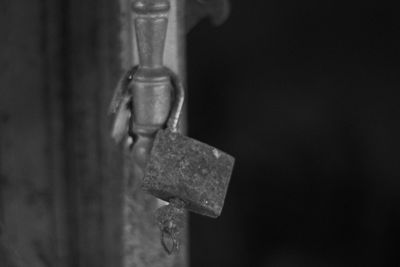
[{"xmin": 119, "ymin": 0, "xmax": 187, "ymax": 266}]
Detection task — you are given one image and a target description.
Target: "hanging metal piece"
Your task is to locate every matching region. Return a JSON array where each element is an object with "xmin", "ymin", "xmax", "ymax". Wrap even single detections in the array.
[
  {"xmin": 143, "ymin": 90, "xmax": 234, "ymax": 217},
  {"xmin": 155, "ymin": 198, "xmax": 187, "ymax": 254},
  {"xmin": 142, "ymin": 70, "xmax": 234, "ymax": 251}
]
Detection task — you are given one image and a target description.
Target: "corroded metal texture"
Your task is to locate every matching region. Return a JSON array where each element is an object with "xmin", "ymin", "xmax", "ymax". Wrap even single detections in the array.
[
  {"xmin": 155, "ymin": 198, "xmax": 186, "ymax": 254},
  {"xmin": 143, "ymin": 129, "xmax": 235, "ymax": 218}
]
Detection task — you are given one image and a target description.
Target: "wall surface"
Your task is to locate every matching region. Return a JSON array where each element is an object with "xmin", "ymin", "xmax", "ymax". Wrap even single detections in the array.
[{"xmin": 0, "ymin": 0, "xmax": 186, "ymax": 266}]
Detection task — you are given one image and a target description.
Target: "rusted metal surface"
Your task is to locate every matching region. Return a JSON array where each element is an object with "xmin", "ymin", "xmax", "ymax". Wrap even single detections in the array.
[
  {"xmin": 155, "ymin": 198, "xmax": 186, "ymax": 254},
  {"xmin": 143, "ymin": 129, "xmax": 234, "ymax": 218}
]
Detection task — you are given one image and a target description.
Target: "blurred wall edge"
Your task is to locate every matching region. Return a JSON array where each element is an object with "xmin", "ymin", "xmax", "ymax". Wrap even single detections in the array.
[{"xmin": 0, "ymin": 0, "xmax": 186, "ymax": 267}]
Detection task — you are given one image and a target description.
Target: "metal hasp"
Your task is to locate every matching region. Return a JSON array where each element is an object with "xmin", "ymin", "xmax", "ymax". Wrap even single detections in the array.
[{"xmin": 129, "ymin": 0, "xmax": 174, "ymax": 176}]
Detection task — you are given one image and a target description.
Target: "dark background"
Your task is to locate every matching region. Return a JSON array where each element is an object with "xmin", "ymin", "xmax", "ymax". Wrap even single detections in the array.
[{"xmin": 188, "ymin": 1, "xmax": 400, "ymax": 266}]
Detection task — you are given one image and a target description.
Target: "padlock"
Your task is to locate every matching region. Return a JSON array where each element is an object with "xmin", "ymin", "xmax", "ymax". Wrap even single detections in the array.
[
  {"xmin": 142, "ymin": 78, "xmax": 234, "ymax": 252},
  {"xmin": 141, "ymin": 66, "xmax": 235, "ymax": 253},
  {"xmin": 142, "ymin": 106, "xmax": 235, "ymax": 218},
  {"xmin": 129, "ymin": 0, "xmax": 235, "ymax": 208}
]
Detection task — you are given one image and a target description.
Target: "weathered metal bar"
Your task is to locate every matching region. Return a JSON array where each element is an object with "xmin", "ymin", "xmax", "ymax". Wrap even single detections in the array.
[
  {"xmin": 129, "ymin": 0, "xmax": 174, "ymax": 175},
  {"xmin": 120, "ymin": 0, "xmax": 187, "ymax": 266}
]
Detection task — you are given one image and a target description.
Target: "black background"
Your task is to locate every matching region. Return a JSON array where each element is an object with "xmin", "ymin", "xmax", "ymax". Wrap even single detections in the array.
[{"xmin": 188, "ymin": 1, "xmax": 400, "ymax": 266}]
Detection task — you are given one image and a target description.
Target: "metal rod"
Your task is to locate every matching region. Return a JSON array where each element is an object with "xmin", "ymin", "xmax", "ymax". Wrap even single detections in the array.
[{"xmin": 120, "ymin": 0, "xmax": 187, "ymax": 266}]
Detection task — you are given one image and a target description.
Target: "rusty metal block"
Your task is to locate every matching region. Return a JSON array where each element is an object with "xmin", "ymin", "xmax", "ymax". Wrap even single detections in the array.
[{"xmin": 142, "ymin": 129, "xmax": 234, "ymax": 218}]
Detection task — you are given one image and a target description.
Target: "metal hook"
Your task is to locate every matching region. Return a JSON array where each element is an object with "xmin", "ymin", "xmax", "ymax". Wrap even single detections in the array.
[{"xmin": 166, "ymin": 69, "xmax": 185, "ymax": 133}]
